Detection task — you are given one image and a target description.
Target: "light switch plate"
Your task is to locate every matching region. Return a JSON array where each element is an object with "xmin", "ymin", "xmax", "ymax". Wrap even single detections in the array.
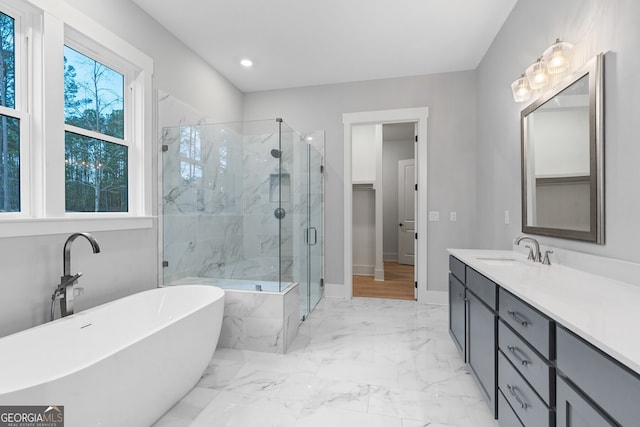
[{"xmin": 429, "ymin": 211, "xmax": 440, "ymax": 221}]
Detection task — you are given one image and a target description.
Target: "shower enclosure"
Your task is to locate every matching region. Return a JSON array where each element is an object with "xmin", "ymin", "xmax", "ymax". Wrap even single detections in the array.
[{"xmin": 161, "ymin": 119, "xmax": 323, "ymax": 322}]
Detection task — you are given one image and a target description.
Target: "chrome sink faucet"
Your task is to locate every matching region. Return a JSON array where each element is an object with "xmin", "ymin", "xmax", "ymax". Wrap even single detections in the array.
[
  {"xmin": 51, "ymin": 233, "xmax": 101, "ymax": 319},
  {"xmin": 515, "ymin": 235, "xmax": 541, "ymax": 263}
]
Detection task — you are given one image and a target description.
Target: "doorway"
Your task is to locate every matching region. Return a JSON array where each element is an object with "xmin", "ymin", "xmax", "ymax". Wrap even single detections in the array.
[
  {"xmin": 343, "ymin": 107, "xmax": 429, "ymax": 302},
  {"xmin": 352, "ymin": 123, "xmax": 416, "ymax": 300}
]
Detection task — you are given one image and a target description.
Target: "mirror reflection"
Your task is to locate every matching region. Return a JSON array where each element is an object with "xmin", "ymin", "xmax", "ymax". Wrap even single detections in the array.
[{"xmin": 521, "ymin": 53, "xmax": 603, "ymax": 243}]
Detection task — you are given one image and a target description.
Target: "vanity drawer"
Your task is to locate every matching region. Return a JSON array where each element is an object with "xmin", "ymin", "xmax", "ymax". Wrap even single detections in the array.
[
  {"xmin": 466, "ymin": 267, "xmax": 497, "ymax": 309},
  {"xmin": 499, "ymin": 289, "xmax": 554, "ymax": 360},
  {"xmin": 449, "ymin": 255, "xmax": 466, "ymax": 283},
  {"xmin": 498, "ymin": 388, "xmax": 524, "ymax": 427},
  {"xmin": 498, "ymin": 351, "xmax": 553, "ymax": 427},
  {"xmin": 556, "ymin": 326, "xmax": 640, "ymax": 426},
  {"xmin": 499, "ymin": 320, "xmax": 554, "ymax": 406}
]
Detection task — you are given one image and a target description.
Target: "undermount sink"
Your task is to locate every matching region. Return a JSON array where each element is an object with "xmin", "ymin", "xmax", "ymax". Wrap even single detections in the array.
[{"xmin": 474, "ymin": 256, "xmax": 519, "ymax": 266}]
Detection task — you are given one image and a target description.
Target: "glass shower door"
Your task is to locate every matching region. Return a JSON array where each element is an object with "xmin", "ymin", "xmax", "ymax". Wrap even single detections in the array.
[{"xmin": 307, "ymin": 142, "xmax": 323, "ymax": 312}]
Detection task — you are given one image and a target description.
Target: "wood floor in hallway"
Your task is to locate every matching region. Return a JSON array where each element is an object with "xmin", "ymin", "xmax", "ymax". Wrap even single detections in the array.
[{"xmin": 353, "ymin": 261, "xmax": 415, "ymax": 300}]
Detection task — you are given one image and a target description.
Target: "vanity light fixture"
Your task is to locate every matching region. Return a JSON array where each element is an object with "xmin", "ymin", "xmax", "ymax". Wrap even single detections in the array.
[
  {"xmin": 511, "ymin": 38, "xmax": 574, "ymax": 103},
  {"xmin": 543, "ymin": 38, "xmax": 574, "ymax": 74},
  {"xmin": 511, "ymin": 74, "xmax": 532, "ymax": 102},
  {"xmin": 525, "ymin": 57, "xmax": 549, "ymax": 90}
]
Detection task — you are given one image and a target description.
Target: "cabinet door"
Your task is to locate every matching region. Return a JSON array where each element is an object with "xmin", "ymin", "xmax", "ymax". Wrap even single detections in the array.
[
  {"xmin": 467, "ymin": 290, "xmax": 497, "ymax": 417},
  {"xmin": 449, "ymin": 273, "xmax": 466, "ymax": 360},
  {"xmin": 557, "ymin": 326, "xmax": 640, "ymax": 426},
  {"xmin": 556, "ymin": 377, "xmax": 615, "ymax": 427}
]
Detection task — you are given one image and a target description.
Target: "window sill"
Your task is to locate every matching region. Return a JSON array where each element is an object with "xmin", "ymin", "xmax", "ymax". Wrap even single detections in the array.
[{"xmin": 0, "ymin": 216, "xmax": 155, "ymax": 238}]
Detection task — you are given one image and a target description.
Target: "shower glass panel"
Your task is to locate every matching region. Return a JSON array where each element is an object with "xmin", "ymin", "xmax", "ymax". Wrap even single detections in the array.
[
  {"xmin": 308, "ymin": 138, "xmax": 324, "ymax": 313},
  {"xmin": 300, "ymin": 131, "xmax": 324, "ymax": 318},
  {"xmin": 161, "ymin": 119, "xmax": 323, "ymax": 319}
]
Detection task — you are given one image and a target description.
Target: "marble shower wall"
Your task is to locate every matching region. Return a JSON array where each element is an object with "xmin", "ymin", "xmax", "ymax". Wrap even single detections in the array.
[
  {"xmin": 240, "ymin": 121, "xmax": 298, "ymax": 284},
  {"xmin": 162, "ymin": 123, "xmax": 244, "ymax": 284},
  {"xmin": 160, "ymin": 96, "xmax": 300, "ymax": 287}
]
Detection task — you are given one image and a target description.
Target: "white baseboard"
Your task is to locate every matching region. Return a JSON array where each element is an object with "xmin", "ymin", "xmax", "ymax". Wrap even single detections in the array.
[
  {"xmin": 323, "ymin": 283, "xmax": 347, "ymax": 299},
  {"xmin": 421, "ymin": 290, "xmax": 447, "ymax": 305},
  {"xmin": 383, "ymin": 252, "xmax": 398, "ymax": 261},
  {"xmin": 352, "ymin": 265, "xmax": 374, "ymax": 275}
]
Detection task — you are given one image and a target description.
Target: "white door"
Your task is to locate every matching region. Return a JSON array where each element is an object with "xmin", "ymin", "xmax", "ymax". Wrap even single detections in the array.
[{"xmin": 398, "ymin": 159, "xmax": 415, "ymax": 265}]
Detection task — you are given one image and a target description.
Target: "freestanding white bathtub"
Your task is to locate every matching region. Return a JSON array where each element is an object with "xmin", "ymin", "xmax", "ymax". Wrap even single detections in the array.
[{"xmin": 0, "ymin": 285, "xmax": 225, "ymax": 427}]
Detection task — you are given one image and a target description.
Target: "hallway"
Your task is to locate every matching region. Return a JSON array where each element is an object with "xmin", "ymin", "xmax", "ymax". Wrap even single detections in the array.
[{"xmin": 353, "ymin": 261, "xmax": 415, "ymax": 300}]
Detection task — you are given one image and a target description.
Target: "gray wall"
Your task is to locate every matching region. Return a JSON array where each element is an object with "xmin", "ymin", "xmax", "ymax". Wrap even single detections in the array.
[
  {"xmin": 475, "ymin": 0, "xmax": 640, "ymax": 261},
  {"xmin": 0, "ymin": 0, "xmax": 244, "ymax": 337},
  {"xmin": 243, "ymin": 71, "xmax": 477, "ymax": 291}
]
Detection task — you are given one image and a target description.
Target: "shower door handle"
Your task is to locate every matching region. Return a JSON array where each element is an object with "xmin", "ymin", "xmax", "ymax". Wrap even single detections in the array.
[{"xmin": 305, "ymin": 227, "xmax": 317, "ymax": 246}]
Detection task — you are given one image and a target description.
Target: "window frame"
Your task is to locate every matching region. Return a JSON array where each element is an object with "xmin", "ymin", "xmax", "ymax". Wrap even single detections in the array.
[
  {"xmin": 0, "ymin": 1, "xmax": 31, "ymax": 218},
  {"xmin": 0, "ymin": 0, "xmax": 154, "ymax": 237}
]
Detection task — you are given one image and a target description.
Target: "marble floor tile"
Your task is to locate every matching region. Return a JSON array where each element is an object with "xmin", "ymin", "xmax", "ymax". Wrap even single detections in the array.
[
  {"xmin": 153, "ymin": 298, "xmax": 498, "ymax": 427},
  {"xmin": 295, "ymin": 406, "xmax": 402, "ymax": 427}
]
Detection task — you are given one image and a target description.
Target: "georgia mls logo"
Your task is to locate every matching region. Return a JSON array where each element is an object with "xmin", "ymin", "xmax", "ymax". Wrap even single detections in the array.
[{"xmin": 0, "ymin": 405, "xmax": 64, "ymax": 426}]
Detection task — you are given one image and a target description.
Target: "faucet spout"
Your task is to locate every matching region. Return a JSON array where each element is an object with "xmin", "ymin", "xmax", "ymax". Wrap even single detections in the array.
[
  {"xmin": 53, "ymin": 232, "xmax": 100, "ymax": 319},
  {"xmin": 63, "ymin": 232, "xmax": 101, "ymax": 277},
  {"xmin": 515, "ymin": 235, "xmax": 541, "ymax": 263}
]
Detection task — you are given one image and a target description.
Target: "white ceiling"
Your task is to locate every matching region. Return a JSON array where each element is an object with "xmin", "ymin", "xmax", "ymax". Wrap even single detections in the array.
[{"xmin": 131, "ymin": 0, "xmax": 517, "ymax": 93}]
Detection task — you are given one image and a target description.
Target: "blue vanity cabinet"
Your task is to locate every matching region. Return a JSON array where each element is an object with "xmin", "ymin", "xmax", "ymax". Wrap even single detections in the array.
[
  {"xmin": 556, "ymin": 377, "xmax": 614, "ymax": 427},
  {"xmin": 466, "ymin": 267, "xmax": 498, "ymax": 418},
  {"xmin": 497, "ymin": 289, "xmax": 555, "ymax": 427},
  {"xmin": 448, "ymin": 256, "xmax": 467, "ymax": 361},
  {"xmin": 556, "ymin": 326, "xmax": 640, "ymax": 426},
  {"xmin": 448, "ymin": 252, "xmax": 640, "ymax": 427}
]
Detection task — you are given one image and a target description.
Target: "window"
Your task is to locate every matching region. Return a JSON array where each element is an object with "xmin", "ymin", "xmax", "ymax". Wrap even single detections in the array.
[
  {"xmin": 179, "ymin": 125, "xmax": 202, "ymax": 184},
  {"xmin": 63, "ymin": 46, "xmax": 128, "ymax": 212},
  {"xmin": 0, "ymin": 1, "xmax": 153, "ymax": 236},
  {"xmin": 0, "ymin": 11, "xmax": 19, "ymax": 213}
]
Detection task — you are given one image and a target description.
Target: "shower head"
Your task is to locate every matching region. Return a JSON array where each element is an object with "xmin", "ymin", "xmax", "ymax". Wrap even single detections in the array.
[{"xmin": 270, "ymin": 149, "xmax": 281, "ymax": 159}]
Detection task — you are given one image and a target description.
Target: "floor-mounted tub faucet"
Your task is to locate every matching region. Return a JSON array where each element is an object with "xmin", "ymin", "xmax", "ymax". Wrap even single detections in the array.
[
  {"xmin": 515, "ymin": 235, "xmax": 541, "ymax": 263},
  {"xmin": 51, "ymin": 232, "xmax": 101, "ymax": 320}
]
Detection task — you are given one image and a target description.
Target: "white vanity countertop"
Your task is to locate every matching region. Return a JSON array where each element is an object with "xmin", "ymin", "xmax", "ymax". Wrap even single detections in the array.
[{"xmin": 448, "ymin": 248, "xmax": 640, "ymax": 376}]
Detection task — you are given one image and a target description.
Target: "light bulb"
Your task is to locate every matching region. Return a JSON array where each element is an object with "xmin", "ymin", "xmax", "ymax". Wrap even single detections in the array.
[
  {"xmin": 525, "ymin": 58, "xmax": 549, "ymax": 90},
  {"xmin": 511, "ymin": 74, "xmax": 532, "ymax": 102},
  {"xmin": 543, "ymin": 39, "xmax": 573, "ymax": 75}
]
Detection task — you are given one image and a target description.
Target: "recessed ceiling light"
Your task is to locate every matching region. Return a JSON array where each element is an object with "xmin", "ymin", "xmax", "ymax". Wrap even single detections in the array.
[{"xmin": 240, "ymin": 59, "xmax": 253, "ymax": 68}]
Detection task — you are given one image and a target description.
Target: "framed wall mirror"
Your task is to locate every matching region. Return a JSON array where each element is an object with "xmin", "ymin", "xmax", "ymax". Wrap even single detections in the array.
[{"xmin": 521, "ymin": 53, "xmax": 604, "ymax": 243}]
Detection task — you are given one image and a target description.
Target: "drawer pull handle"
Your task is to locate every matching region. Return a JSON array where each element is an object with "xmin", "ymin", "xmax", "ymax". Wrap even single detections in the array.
[
  {"xmin": 507, "ymin": 310, "xmax": 529, "ymax": 327},
  {"xmin": 507, "ymin": 384, "xmax": 528, "ymax": 410},
  {"xmin": 507, "ymin": 346, "xmax": 530, "ymax": 366}
]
